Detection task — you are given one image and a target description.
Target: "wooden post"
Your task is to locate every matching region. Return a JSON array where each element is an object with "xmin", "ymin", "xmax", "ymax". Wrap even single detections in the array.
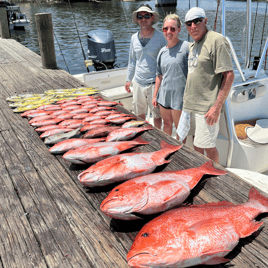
[
  {"xmin": 35, "ymin": 13, "xmax": 57, "ymax": 69},
  {"xmin": 0, "ymin": 7, "xmax": 10, "ymax": 39}
]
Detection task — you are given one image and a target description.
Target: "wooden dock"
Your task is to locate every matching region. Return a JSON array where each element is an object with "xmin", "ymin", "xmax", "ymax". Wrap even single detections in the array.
[{"xmin": 1, "ymin": 37, "xmax": 268, "ymax": 268}]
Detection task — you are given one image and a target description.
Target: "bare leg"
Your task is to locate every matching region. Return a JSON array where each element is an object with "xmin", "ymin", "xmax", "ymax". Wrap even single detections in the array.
[
  {"xmin": 160, "ymin": 106, "xmax": 173, "ymax": 135},
  {"xmin": 139, "ymin": 114, "xmax": 146, "ymax": 120},
  {"xmin": 154, "ymin": 117, "xmax": 162, "ymax": 129},
  {"xmin": 194, "ymin": 145, "xmax": 219, "ymax": 163},
  {"xmin": 205, "ymin": 147, "xmax": 219, "ymax": 163}
]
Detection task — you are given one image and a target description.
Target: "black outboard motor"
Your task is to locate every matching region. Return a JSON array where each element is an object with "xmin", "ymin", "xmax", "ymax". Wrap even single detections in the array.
[{"xmin": 87, "ymin": 29, "xmax": 116, "ymax": 71}]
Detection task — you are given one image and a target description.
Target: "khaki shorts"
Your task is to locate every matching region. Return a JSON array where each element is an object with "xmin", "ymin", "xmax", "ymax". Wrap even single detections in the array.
[
  {"xmin": 132, "ymin": 80, "xmax": 161, "ymax": 119},
  {"xmin": 189, "ymin": 113, "xmax": 220, "ymax": 148}
]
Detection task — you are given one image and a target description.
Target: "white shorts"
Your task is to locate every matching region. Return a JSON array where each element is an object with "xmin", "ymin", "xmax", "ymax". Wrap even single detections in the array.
[
  {"xmin": 190, "ymin": 113, "xmax": 220, "ymax": 148},
  {"xmin": 132, "ymin": 80, "xmax": 161, "ymax": 119}
]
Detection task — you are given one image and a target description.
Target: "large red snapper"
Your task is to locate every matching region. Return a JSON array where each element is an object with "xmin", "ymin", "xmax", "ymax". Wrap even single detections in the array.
[
  {"xmin": 100, "ymin": 161, "xmax": 227, "ymax": 220},
  {"xmin": 63, "ymin": 138, "xmax": 150, "ymax": 164},
  {"xmin": 78, "ymin": 141, "xmax": 182, "ymax": 187},
  {"xmin": 127, "ymin": 187, "xmax": 268, "ymax": 268}
]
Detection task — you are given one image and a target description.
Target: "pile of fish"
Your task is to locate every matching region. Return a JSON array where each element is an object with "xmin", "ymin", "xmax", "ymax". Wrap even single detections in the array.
[
  {"xmin": 7, "ymin": 87, "xmax": 99, "ymax": 112},
  {"xmin": 7, "ymin": 89, "xmax": 267, "ymax": 267}
]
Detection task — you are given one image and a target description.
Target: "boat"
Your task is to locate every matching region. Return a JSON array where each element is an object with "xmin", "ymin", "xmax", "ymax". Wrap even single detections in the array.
[
  {"xmin": 74, "ymin": 0, "xmax": 268, "ymax": 177},
  {"xmin": 0, "ymin": 1, "xmax": 30, "ymax": 30}
]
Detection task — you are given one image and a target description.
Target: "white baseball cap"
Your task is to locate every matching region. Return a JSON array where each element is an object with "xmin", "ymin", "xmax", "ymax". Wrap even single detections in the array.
[{"xmin": 185, "ymin": 7, "xmax": 206, "ymax": 23}]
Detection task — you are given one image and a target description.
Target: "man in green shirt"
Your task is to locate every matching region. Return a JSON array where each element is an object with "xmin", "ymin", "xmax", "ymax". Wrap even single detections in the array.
[{"xmin": 177, "ymin": 7, "xmax": 235, "ymax": 163}]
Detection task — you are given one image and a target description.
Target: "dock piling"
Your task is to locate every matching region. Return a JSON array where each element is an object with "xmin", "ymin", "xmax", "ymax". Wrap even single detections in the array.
[
  {"xmin": 35, "ymin": 13, "xmax": 57, "ymax": 69},
  {"xmin": 0, "ymin": 7, "xmax": 10, "ymax": 39}
]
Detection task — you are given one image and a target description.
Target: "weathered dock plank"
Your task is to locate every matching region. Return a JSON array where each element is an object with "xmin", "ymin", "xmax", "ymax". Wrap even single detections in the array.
[{"xmin": 1, "ymin": 37, "xmax": 268, "ymax": 268}]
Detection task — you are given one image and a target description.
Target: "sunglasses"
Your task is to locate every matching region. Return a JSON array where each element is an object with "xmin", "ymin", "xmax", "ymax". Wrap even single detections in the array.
[
  {"xmin": 185, "ymin": 18, "xmax": 204, "ymax": 27},
  {"xmin": 162, "ymin": 27, "xmax": 176, "ymax": 33},
  {"xmin": 137, "ymin": 14, "xmax": 152, "ymax": 20}
]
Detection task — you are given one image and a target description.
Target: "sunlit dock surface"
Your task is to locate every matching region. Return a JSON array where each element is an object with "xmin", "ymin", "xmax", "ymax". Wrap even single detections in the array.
[{"xmin": 1, "ymin": 38, "xmax": 268, "ymax": 268}]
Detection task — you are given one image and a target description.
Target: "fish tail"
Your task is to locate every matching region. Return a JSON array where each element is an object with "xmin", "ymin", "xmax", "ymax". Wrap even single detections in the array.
[
  {"xmin": 248, "ymin": 187, "xmax": 268, "ymax": 213},
  {"xmin": 133, "ymin": 136, "xmax": 150, "ymax": 145},
  {"xmin": 199, "ymin": 161, "xmax": 227, "ymax": 176},
  {"xmin": 142, "ymin": 125, "xmax": 154, "ymax": 131},
  {"xmin": 160, "ymin": 140, "xmax": 182, "ymax": 152}
]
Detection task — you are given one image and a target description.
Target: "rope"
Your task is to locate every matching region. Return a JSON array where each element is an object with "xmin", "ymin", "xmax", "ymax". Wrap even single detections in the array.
[
  {"xmin": 120, "ymin": 0, "xmax": 132, "ymax": 37},
  {"xmin": 249, "ymin": 0, "xmax": 259, "ymax": 63},
  {"xmin": 213, "ymin": 0, "xmax": 221, "ymax": 31},
  {"xmin": 259, "ymin": 1, "xmax": 268, "ymax": 57},
  {"xmin": 67, "ymin": 0, "xmax": 89, "ymax": 73}
]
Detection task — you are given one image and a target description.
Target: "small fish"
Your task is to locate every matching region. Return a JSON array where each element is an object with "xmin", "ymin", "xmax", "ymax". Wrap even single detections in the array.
[
  {"xmin": 51, "ymin": 110, "xmax": 68, "ymax": 116},
  {"xmin": 31, "ymin": 118, "xmax": 63, "ymax": 127},
  {"xmin": 28, "ymin": 115, "xmax": 56, "ymax": 124},
  {"xmin": 44, "ymin": 128, "xmax": 81, "ymax": 145},
  {"xmin": 94, "ymin": 110, "xmax": 115, "ymax": 116},
  {"xmin": 26, "ymin": 110, "xmax": 52, "ymax": 118},
  {"xmin": 35, "ymin": 125, "xmax": 67, "ymax": 132},
  {"xmin": 83, "ymin": 126, "xmax": 120, "ymax": 139},
  {"xmin": 58, "ymin": 119, "xmax": 82, "ymax": 127},
  {"xmin": 80, "ymin": 124, "xmax": 106, "ymax": 132},
  {"xmin": 65, "ymin": 121, "xmax": 83, "ymax": 129},
  {"xmin": 82, "ymin": 115, "xmax": 106, "ymax": 122},
  {"xmin": 57, "ymin": 113, "xmax": 74, "ymax": 120},
  {"xmin": 78, "ymin": 141, "xmax": 182, "ymax": 187},
  {"xmin": 60, "ymin": 101, "xmax": 79, "ymax": 107},
  {"xmin": 69, "ymin": 108, "xmax": 90, "ymax": 115},
  {"xmin": 73, "ymin": 113, "xmax": 94, "ymax": 119},
  {"xmin": 127, "ymin": 187, "xmax": 268, "ymax": 268},
  {"xmin": 90, "ymin": 106, "xmax": 117, "ymax": 113},
  {"xmin": 97, "ymin": 101, "xmax": 121, "ymax": 106},
  {"xmin": 106, "ymin": 125, "xmax": 153, "ymax": 142},
  {"xmin": 64, "ymin": 137, "xmax": 150, "ymax": 164},
  {"xmin": 121, "ymin": 120, "xmax": 146, "ymax": 128},
  {"xmin": 49, "ymin": 138, "xmax": 106, "ymax": 154},
  {"xmin": 81, "ymin": 104, "xmax": 97, "ymax": 109},
  {"xmin": 37, "ymin": 104, "xmax": 61, "ymax": 110},
  {"xmin": 43, "ymin": 106, "xmax": 62, "ymax": 111},
  {"xmin": 62, "ymin": 105, "xmax": 81, "ymax": 111},
  {"xmin": 109, "ymin": 116, "xmax": 137, "ymax": 125},
  {"xmin": 88, "ymin": 119, "xmax": 110, "ymax": 125},
  {"xmin": 40, "ymin": 128, "xmax": 73, "ymax": 138},
  {"xmin": 20, "ymin": 109, "xmax": 38, "ymax": 117},
  {"xmin": 100, "ymin": 161, "xmax": 227, "ymax": 220},
  {"xmin": 105, "ymin": 113, "xmax": 129, "ymax": 120}
]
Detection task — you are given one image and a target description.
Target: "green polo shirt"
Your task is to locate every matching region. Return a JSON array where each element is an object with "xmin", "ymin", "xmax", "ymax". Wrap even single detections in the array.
[{"xmin": 183, "ymin": 30, "xmax": 233, "ymax": 114}]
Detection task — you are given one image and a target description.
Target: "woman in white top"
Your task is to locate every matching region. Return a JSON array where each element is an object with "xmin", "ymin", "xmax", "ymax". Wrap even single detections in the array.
[{"xmin": 152, "ymin": 14, "xmax": 189, "ymax": 140}]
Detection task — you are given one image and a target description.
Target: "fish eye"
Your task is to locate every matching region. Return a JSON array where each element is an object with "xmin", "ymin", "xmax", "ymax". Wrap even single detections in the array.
[
  {"xmin": 141, "ymin": 232, "xmax": 149, "ymax": 237},
  {"xmin": 115, "ymin": 189, "xmax": 119, "ymax": 192}
]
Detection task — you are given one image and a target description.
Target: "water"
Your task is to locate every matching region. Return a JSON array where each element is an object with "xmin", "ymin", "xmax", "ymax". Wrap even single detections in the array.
[{"xmin": 11, "ymin": 0, "xmax": 268, "ymax": 75}]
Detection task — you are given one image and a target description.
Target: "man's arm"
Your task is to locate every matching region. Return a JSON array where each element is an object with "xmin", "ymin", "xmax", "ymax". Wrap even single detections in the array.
[
  {"xmin": 205, "ymin": 70, "xmax": 235, "ymax": 126},
  {"xmin": 125, "ymin": 39, "xmax": 136, "ymax": 93}
]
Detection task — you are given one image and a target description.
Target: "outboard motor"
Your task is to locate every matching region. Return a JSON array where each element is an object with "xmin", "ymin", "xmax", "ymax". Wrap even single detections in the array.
[{"xmin": 87, "ymin": 29, "xmax": 116, "ymax": 71}]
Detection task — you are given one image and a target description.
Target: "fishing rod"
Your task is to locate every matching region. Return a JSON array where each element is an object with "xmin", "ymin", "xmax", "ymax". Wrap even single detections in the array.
[{"xmin": 67, "ymin": 0, "xmax": 90, "ymax": 73}]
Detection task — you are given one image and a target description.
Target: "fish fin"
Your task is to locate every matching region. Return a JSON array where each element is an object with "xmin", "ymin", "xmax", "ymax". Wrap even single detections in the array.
[
  {"xmin": 248, "ymin": 187, "xmax": 268, "ymax": 213},
  {"xmin": 131, "ymin": 191, "xmax": 149, "ymax": 213},
  {"xmin": 201, "ymin": 254, "xmax": 230, "ymax": 265},
  {"xmin": 151, "ymin": 181, "xmax": 186, "ymax": 203},
  {"xmin": 239, "ymin": 221, "xmax": 263, "ymax": 238}
]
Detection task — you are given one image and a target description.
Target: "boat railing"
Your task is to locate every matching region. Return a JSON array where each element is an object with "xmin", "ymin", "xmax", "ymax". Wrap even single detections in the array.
[{"xmin": 225, "ymin": 36, "xmax": 246, "ymax": 82}]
